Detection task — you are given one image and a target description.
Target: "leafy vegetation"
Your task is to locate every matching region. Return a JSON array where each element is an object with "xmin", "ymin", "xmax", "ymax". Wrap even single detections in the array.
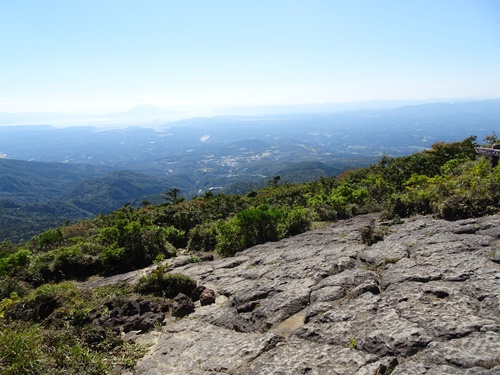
[
  {"xmin": 1, "ymin": 282, "xmax": 149, "ymax": 374},
  {"xmin": 2, "ymin": 134, "xmax": 500, "ymax": 372},
  {"xmin": 1, "ymin": 136, "xmax": 495, "ymax": 285},
  {"xmin": 135, "ymin": 266, "xmax": 197, "ymax": 298}
]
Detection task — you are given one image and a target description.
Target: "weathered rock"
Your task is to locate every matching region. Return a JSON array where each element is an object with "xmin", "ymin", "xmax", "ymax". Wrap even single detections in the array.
[
  {"xmin": 190, "ymin": 285, "xmax": 206, "ymax": 302},
  {"xmin": 133, "ymin": 214, "xmax": 500, "ymax": 374},
  {"xmin": 171, "ymin": 293, "xmax": 195, "ymax": 317},
  {"xmin": 93, "ymin": 297, "xmax": 167, "ymax": 334},
  {"xmin": 122, "ymin": 311, "xmax": 164, "ymax": 333},
  {"xmin": 135, "ymin": 317, "xmax": 285, "ymax": 375},
  {"xmin": 199, "ymin": 288, "xmax": 216, "ymax": 306}
]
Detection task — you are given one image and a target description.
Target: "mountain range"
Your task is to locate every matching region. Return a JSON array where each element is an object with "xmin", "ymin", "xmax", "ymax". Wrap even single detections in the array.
[{"xmin": 1, "ymin": 99, "xmax": 500, "ymax": 242}]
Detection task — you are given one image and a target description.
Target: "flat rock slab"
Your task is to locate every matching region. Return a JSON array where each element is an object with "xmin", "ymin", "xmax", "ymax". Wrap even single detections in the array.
[{"xmin": 135, "ymin": 214, "xmax": 500, "ymax": 374}]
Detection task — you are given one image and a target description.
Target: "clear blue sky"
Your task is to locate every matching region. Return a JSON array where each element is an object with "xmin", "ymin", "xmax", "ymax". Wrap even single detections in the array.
[{"xmin": 1, "ymin": 0, "xmax": 499, "ymax": 114}]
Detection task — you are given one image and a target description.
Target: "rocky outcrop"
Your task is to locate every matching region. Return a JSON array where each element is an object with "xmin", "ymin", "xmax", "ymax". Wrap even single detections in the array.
[
  {"xmin": 134, "ymin": 214, "xmax": 500, "ymax": 374},
  {"xmin": 94, "ymin": 297, "xmax": 168, "ymax": 334},
  {"xmin": 199, "ymin": 288, "xmax": 216, "ymax": 306},
  {"xmin": 171, "ymin": 293, "xmax": 195, "ymax": 318}
]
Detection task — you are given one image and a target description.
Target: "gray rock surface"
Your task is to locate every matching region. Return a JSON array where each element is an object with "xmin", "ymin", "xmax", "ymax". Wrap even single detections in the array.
[{"xmin": 134, "ymin": 214, "xmax": 500, "ymax": 374}]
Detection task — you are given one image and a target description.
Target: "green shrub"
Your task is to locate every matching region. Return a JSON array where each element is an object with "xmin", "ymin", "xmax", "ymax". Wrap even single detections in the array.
[
  {"xmin": 307, "ymin": 194, "xmax": 339, "ymax": 221},
  {"xmin": 0, "ymin": 276, "xmax": 32, "ymax": 300},
  {"xmin": 360, "ymin": 174, "xmax": 395, "ymax": 203},
  {"xmin": 279, "ymin": 206, "xmax": 312, "ymax": 237},
  {"xmin": 438, "ymin": 195, "xmax": 475, "ymax": 220},
  {"xmin": 328, "ymin": 184, "xmax": 369, "ymax": 218},
  {"xmin": 214, "ymin": 205, "xmax": 285, "ymax": 257},
  {"xmin": 97, "ymin": 220, "xmax": 181, "ymax": 273},
  {"xmin": 99, "ymin": 246, "xmax": 127, "ymax": 274},
  {"xmin": 0, "ymin": 292, "xmax": 20, "ymax": 318},
  {"xmin": 236, "ymin": 205, "xmax": 283, "ymax": 247},
  {"xmin": 307, "ymin": 182, "xmax": 371, "ymax": 221},
  {"xmin": 62, "ymin": 219, "xmax": 98, "ymax": 240},
  {"xmin": 380, "ymin": 136, "xmax": 478, "ymax": 190},
  {"xmin": 390, "ymin": 174, "xmax": 437, "ymax": 217},
  {"xmin": 0, "ymin": 322, "xmax": 46, "ymax": 374},
  {"xmin": 51, "ymin": 245, "xmax": 100, "ymax": 280},
  {"xmin": 158, "ymin": 225, "xmax": 186, "ymax": 248},
  {"xmin": 9, "ymin": 282, "xmax": 82, "ymax": 323},
  {"xmin": 187, "ymin": 221, "xmax": 218, "ymax": 252},
  {"xmin": 215, "ymin": 219, "xmax": 245, "ymax": 257},
  {"xmin": 0, "ymin": 249, "xmax": 31, "ymax": 277},
  {"xmin": 0, "ymin": 322, "xmax": 112, "ymax": 374},
  {"xmin": 24, "ymin": 245, "xmax": 99, "ymax": 283},
  {"xmin": 0, "ymin": 240, "xmax": 18, "ymax": 258},
  {"xmin": 390, "ymin": 157, "xmax": 500, "ymax": 219},
  {"xmin": 135, "ymin": 266, "xmax": 197, "ymax": 298},
  {"xmin": 36, "ymin": 228, "xmax": 64, "ymax": 251},
  {"xmin": 27, "ymin": 251, "xmax": 57, "ymax": 284}
]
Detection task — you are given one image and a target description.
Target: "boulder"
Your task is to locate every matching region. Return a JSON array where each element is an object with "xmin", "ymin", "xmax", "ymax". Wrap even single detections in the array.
[
  {"xmin": 190, "ymin": 285, "xmax": 206, "ymax": 302},
  {"xmin": 171, "ymin": 293, "xmax": 195, "ymax": 317},
  {"xmin": 93, "ymin": 297, "xmax": 167, "ymax": 334},
  {"xmin": 199, "ymin": 288, "xmax": 216, "ymax": 306}
]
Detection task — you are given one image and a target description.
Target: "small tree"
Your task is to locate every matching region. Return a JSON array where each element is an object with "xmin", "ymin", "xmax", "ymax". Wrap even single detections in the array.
[
  {"xmin": 163, "ymin": 188, "xmax": 181, "ymax": 204},
  {"xmin": 268, "ymin": 176, "xmax": 281, "ymax": 188},
  {"xmin": 484, "ymin": 131, "xmax": 500, "ymax": 146}
]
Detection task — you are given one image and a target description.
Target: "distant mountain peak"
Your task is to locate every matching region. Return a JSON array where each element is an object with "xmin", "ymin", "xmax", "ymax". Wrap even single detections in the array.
[{"xmin": 110, "ymin": 104, "xmax": 175, "ymax": 117}]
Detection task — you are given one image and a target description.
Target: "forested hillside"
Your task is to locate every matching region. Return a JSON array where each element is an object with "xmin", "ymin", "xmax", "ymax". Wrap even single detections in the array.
[
  {"xmin": 0, "ymin": 160, "xmax": 198, "ymax": 242},
  {"xmin": 0, "ymin": 158, "xmax": 360, "ymax": 242},
  {"xmin": 2, "ymin": 100, "xmax": 499, "ymax": 242}
]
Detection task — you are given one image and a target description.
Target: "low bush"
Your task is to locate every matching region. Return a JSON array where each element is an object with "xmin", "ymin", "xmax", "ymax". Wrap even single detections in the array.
[
  {"xmin": 5, "ymin": 282, "xmax": 85, "ymax": 323},
  {"xmin": 279, "ymin": 206, "xmax": 312, "ymax": 237},
  {"xmin": 236, "ymin": 205, "xmax": 283, "ymax": 247},
  {"xmin": 26, "ymin": 251, "xmax": 56, "ymax": 284},
  {"xmin": 36, "ymin": 228, "xmax": 64, "ymax": 251},
  {"xmin": 97, "ymin": 220, "xmax": 180, "ymax": 273},
  {"xmin": 52, "ymin": 245, "xmax": 100, "ymax": 280},
  {"xmin": 187, "ymin": 221, "xmax": 218, "ymax": 252},
  {"xmin": 0, "ymin": 239, "xmax": 18, "ymax": 258},
  {"xmin": 390, "ymin": 158, "xmax": 500, "ymax": 220},
  {"xmin": 134, "ymin": 266, "xmax": 197, "ymax": 298},
  {"xmin": 0, "ymin": 276, "xmax": 31, "ymax": 300},
  {"xmin": 215, "ymin": 219, "xmax": 245, "ymax": 257},
  {"xmin": 0, "ymin": 248, "xmax": 31, "ymax": 277},
  {"xmin": 0, "ymin": 320, "xmax": 144, "ymax": 374}
]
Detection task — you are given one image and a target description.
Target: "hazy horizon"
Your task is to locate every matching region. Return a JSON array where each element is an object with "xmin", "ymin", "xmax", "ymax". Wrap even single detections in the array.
[
  {"xmin": 1, "ymin": 97, "xmax": 500, "ymax": 130},
  {"xmin": 1, "ymin": 96, "xmax": 498, "ymax": 115},
  {"xmin": 1, "ymin": 0, "xmax": 499, "ymax": 115}
]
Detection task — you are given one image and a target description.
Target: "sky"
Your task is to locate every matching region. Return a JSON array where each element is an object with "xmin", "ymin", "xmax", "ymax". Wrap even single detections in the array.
[{"xmin": 0, "ymin": 0, "xmax": 499, "ymax": 114}]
